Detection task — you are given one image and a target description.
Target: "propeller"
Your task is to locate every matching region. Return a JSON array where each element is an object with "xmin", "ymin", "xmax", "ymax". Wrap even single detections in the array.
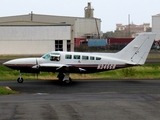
[
  {"xmin": 32, "ymin": 58, "xmax": 39, "ymax": 69},
  {"xmin": 36, "ymin": 58, "xmax": 39, "ymax": 80},
  {"xmin": 36, "ymin": 58, "xmax": 39, "ymax": 69},
  {"xmin": 32, "ymin": 58, "xmax": 40, "ymax": 80}
]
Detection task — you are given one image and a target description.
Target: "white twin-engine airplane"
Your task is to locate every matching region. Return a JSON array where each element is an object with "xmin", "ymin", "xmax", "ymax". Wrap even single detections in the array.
[{"xmin": 3, "ymin": 32, "xmax": 156, "ymax": 84}]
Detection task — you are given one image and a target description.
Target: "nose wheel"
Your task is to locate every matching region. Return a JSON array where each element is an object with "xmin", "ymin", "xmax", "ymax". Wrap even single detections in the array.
[
  {"xmin": 17, "ymin": 73, "xmax": 24, "ymax": 83},
  {"xmin": 17, "ymin": 77, "xmax": 24, "ymax": 83}
]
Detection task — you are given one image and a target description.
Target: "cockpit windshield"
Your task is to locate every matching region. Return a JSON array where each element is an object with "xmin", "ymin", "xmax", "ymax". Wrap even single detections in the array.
[
  {"xmin": 42, "ymin": 52, "xmax": 61, "ymax": 61},
  {"xmin": 42, "ymin": 52, "xmax": 51, "ymax": 59}
]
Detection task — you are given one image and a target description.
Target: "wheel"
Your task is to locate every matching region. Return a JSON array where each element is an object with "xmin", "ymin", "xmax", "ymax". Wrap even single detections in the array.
[
  {"xmin": 63, "ymin": 77, "xmax": 72, "ymax": 84},
  {"xmin": 58, "ymin": 73, "xmax": 64, "ymax": 82},
  {"xmin": 17, "ymin": 77, "xmax": 23, "ymax": 83}
]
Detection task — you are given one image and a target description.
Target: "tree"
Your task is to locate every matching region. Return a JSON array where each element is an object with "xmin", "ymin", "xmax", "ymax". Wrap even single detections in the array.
[
  {"xmin": 103, "ymin": 31, "xmax": 114, "ymax": 38},
  {"xmin": 103, "ymin": 30, "xmax": 133, "ymax": 38},
  {"xmin": 146, "ymin": 27, "xmax": 152, "ymax": 32}
]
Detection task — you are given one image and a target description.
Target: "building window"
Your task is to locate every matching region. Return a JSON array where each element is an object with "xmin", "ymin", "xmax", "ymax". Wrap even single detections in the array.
[
  {"xmin": 67, "ymin": 40, "xmax": 71, "ymax": 51},
  {"xmin": 55, "ymin": 40, "xmax": 63, "ymax": 51}
]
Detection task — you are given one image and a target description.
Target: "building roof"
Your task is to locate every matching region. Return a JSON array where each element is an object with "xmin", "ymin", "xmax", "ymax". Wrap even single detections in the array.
[
  {"xmin": 0, "ymin": 13, "xmax": 101, "ymax": 26},
  {"xmin": 152, "ymin": 14, "xmax": 160, "ymax": 17}
]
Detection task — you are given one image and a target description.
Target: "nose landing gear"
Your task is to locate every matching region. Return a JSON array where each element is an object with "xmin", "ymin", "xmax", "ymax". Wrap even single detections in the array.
[{"xmin": 17, "ymin": 73, "xmax": 23, "ymax": 83}]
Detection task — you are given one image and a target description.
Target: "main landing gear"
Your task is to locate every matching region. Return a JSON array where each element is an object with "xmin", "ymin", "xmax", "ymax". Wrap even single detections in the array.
[
  {"xmin": 16, "ymin": 72, "xmax": 72, "ymax": 84},
  {"xmin": 17, "ymin": 73, "xmax": 24, "ymax": 83},
  {"xmin": 57, "ymin": 72, "xmax": 72, "ymax": 84}
]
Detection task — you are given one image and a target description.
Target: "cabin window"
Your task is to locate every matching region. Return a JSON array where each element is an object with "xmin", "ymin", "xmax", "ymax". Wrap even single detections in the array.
[
  {"xmin": 50, "ymin": 53, "xmax": 60, "ymax": 61},
  {"xmin": 96, "ymin": 57, "xmax": 101, "ymax": 60},
  {"xmin": 65, "ymin": 55, "xmax": 72, "ymax": 59},
  {"xmin": 42, "ymin": 52, "xmax": 60, "ymax": 61},
  {"xmin": 50, "ymin": 56, "xmax": 60, "ymax": 61},
  {"xmin": 90, "ymin": 56, "xmax": 95, "ymax": 60},
  {"xmin": 82, "ymin": 56, "xmax": 88, "ymax": 60},
  {"xmin": 74, "ymin": 55, "xmax": 80, "ymax": 59}
]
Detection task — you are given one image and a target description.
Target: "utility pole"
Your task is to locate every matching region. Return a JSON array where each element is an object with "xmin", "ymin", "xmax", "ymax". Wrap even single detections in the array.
[{"xmin": 128, "ymin": 14, "xmax": 130, "ymax": 37}]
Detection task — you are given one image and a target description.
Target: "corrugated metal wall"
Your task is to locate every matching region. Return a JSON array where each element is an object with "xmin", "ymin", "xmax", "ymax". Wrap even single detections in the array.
[{"xmin": 0, "ymin": 26, "xmax": 71, "ymax": 55}]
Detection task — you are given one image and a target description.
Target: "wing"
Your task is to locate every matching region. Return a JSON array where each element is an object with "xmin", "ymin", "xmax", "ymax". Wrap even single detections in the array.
[{"xmin": 34, "ymin": 63, "xmax": 86, "ymax": 73}]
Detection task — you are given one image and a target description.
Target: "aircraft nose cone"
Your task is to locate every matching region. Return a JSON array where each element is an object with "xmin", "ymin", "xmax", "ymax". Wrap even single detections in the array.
[
  {"xmin": 3, "ymin": 61, "xmax": 10, "ymax": 66},
  {"xmin": 3, "ymin": 58, "xmax": 38, "ymax": 68},
  {"xmin": 3, "ymin": 60, "xmax": 15, "ymax": 67}
]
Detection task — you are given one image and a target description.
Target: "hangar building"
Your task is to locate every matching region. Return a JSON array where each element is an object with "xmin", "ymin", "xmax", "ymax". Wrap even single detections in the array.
[{"xmin": 0, "ymin": 2, "xmax": 101, "ymax": 55}]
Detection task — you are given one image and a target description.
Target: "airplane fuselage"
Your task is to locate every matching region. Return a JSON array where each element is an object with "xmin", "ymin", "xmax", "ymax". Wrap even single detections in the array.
[{"xmin": 4, "ymin": 51, "xmax": 131, "ymax": 74}]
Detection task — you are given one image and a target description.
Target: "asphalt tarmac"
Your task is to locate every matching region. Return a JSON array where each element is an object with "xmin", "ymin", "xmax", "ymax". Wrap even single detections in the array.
[{"xmin": 0, "ymin": 79, "xmax": 160, "ymax": 120}]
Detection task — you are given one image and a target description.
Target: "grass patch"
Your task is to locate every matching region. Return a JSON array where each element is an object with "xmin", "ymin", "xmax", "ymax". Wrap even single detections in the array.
[
  {"xmin": 0, "ymin": 87, "xmax": 19, "ymax": 95},
  {"xmin": 147, "ymin": 54, "xmax": 160, "ymax": 59}
]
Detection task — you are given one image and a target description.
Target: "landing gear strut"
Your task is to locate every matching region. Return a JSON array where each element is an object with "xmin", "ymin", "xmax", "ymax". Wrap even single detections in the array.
[
  {"xmin": 57, "ymin": 72, "xmax": 72, "ymax": 84},
  {"xmin": 17, "ymin": 73, "xmax": 23, "ymax": 83}
]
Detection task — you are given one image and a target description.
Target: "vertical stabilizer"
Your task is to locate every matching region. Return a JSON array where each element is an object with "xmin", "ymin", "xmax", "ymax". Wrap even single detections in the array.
[{"xmin": 116, "ymin": 32, "xmax": 156, "ymax": 65}]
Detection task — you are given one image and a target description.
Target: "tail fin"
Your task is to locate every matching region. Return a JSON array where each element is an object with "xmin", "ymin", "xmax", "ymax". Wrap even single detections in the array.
[{"xmin": 116, "ymin": 32, "xmax": 156, "ymax": 65}]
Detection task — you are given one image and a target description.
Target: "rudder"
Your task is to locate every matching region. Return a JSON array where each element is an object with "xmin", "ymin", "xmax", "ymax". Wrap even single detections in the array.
[{"xmin": 115, "ymin": 32, "xmax": 156, "ymax": 65}]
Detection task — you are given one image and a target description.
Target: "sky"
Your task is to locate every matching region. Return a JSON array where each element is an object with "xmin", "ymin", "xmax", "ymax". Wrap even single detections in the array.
[{"xmin": 0, "ymin": 0, "xmax": 159, "ymax": 32}]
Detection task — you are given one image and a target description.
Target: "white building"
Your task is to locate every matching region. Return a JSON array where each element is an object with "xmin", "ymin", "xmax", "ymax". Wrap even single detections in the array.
[
  {"xmin": 152, "ymin": 14, "xmax": 160, "ymax": 40},
  {"xmin": 0, "ymin": 25, "xmax": 71, "ymax": 55},
  {"xmin": 0, "ymin": 3, "xmax": 101, "ymax": 55}
]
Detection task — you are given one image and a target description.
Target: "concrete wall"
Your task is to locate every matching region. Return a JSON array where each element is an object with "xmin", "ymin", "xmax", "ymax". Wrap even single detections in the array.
[
  {"xmin": 0, "ymin": 26, "xmax": 71, "ymax": 55},
  {"xmin": 74, "ymin": 18, "xmax": 101, "ymax": 38}
]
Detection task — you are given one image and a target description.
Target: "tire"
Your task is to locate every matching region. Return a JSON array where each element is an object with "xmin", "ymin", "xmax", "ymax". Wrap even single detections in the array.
[
  {"xmin": 17, "ymin": 77, "xmax": 23, "ymax": 83},
  {"xmin": 58, "ymin": 75, "xmax": 64, "ymax": 82},
  {"xmin": 64, "ymin": 77, "xmax": 72, "ymax": 84}
]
